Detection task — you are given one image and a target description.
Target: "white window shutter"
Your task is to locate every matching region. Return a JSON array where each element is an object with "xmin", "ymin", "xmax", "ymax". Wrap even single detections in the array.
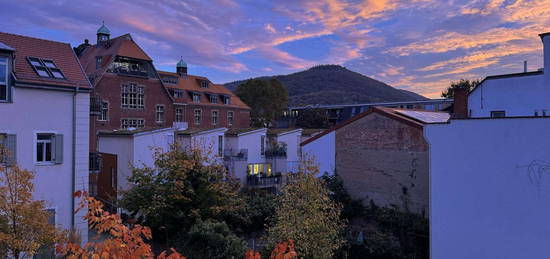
[
  {"xmin": 55, "ymin": 134, "xmax": 63, "ymax": 164},
  {"xmin": 5, "ymin": 134, "xmax": 16, "ymax": 166}
]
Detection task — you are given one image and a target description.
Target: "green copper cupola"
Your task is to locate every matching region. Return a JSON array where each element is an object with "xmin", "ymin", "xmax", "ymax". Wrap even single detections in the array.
[
  {"xmin": 176, "ymin": 57, "xmax": 187, "ymax": 75},
  {"xmin": 97, "ymin": 21, "xmax": 110, "ymax": 43}
]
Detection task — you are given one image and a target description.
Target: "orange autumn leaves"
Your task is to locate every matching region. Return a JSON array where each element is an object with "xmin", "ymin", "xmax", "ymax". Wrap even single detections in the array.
[{"xmin": 246, "ymin": 240, "xmax": 298, "ymax": 259}]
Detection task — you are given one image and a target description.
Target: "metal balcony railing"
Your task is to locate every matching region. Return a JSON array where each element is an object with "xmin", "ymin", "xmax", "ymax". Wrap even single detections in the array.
[
  {"xmin": 247, "ymin": 174, "xmax": 282, "ymax": 186},
  {"xmin": 224, "ymin": 148, "xmax": 248, "ymax": 160}
]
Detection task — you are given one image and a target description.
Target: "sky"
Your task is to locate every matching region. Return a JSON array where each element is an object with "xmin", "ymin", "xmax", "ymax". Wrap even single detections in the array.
[{"xmin": 1, "ymin": 0, "xmax": 550, "ymax": 98}]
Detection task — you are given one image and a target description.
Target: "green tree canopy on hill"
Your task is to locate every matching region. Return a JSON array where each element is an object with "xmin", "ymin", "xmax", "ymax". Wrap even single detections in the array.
[
  {"xmin": 235, "ymin": 79, "xmax": 288, "ymax": 127},
  {"xmin": 441, "ymin": 79, "xmax": 481, "ymax": 98}
]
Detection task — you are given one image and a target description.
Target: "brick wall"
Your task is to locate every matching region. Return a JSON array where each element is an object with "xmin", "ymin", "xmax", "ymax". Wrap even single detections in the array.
[{"xmin": 335, "ymin": 112, "xmax": 429, "ymax": 215}]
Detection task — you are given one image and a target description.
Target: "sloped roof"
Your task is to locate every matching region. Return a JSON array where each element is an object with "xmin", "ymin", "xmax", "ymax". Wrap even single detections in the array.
[
  {"xmin": 301, "ymin": 107, "xmax": 450, "ymax": 146},
  {"xmin": 79, "ymin": 34, "xmax": 152, "ymax": 76},
  {"xmin": 225, "ymin": 128, "xmax": 265, "ymax": 136},
  {"xmin": 176, "ymin": 127, "xmax": 227, "ymax": 136},
  {"xmin": 158, "ymin": 71, "xmax": 249, "ymax": 109},
  {"xmin": 0, "ymin": 32, "xmax": 90, "ymax": 89}
]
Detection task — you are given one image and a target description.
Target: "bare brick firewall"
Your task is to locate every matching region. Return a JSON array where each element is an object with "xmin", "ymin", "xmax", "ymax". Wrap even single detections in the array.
[{"xmin": 335, "ymin": 112, "xmax": 429, "ymax": 216}]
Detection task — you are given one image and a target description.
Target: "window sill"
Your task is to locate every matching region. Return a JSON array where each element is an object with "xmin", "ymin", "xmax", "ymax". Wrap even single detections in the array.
[{"xmin": 35, "ymin": 162, "xmax": 58, "ymax": 166}]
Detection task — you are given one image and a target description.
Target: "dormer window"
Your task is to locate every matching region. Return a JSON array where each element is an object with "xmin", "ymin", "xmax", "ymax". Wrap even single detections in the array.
[
  {"xmin": 200, "ymin": 81, "xmax": 209, "ymax": 88},
  {"xmin": 27, "ymin": 57, "xmax": 65, "ymax": 79},
  {"xmin": 96, "ymin": 56, "xmax": 102, "ymax": 69},
  {"xmin": 223, "ymin": 96, "xmax": 231, "ymax": 105},
  {"xmin": 0, "ymin": 56, "xmax": 8, "ymax": 101},
  {"xmin": 210, "ymin": 95, "xmax": 218, "ymax": 103},
  {"xmin": 192, "ymin": 93, "xmax": 201, "ymax": 103}
]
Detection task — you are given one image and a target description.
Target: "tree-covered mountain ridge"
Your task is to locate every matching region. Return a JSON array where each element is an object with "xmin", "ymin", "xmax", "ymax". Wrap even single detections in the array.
[{"xmin": 224, "ymin": 65, "xmax": 428, "ymax": 106}]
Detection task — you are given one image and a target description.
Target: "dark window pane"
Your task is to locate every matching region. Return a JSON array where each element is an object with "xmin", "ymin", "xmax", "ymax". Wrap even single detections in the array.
[
  {"xmin": 45, "ymin": 143, "xmax": 51, "ymax": 161},
  {"xmin": 0, "ymin": 85, "xmax": 6, "ymax": 101},
  {"xmin": 37, "ymin": 143, "xmax": 44, "ymax": 162},
  {"xmin": 0, "ymin": 63, "xmax": 6, "ymax": 83},
  {"xmin": 38, "ymin": 134, "xmax": 51, "ymax": 140}
]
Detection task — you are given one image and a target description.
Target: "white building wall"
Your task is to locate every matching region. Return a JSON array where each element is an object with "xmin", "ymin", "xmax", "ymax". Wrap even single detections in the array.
[
  {"xmin": 425, "ymin": 118, "xmax": 550, "ymax": 259},
  {"xmin": 468, "ymin": 74, "xmax": 550, "ymax": 118},
  {"xmin": 238, "ymin": 130, "xmax": 267, "ymax": 164},
  {"xmin": 302, "ymin": 131, "xmax": 335, "ymax": 176},
  {"xmin": 98, "ymin": 136, "xmax": 134, "ymax": 192},
  {"xmin": 134, "ymin": 128, "xmax": 175, "ymax": 167},
  {"xmin": 0, "ymin": 87, "xmax": 89, "ymax": 240}
]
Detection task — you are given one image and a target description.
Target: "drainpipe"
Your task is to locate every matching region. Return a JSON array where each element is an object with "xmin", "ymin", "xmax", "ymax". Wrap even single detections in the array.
[{"xmin": 71, "ymin": 87, "xmax": 79, "ymax": 228}]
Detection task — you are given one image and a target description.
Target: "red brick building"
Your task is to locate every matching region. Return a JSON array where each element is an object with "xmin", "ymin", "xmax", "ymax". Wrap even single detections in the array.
[{"xmin": 76, "ymin": 24, "xmax": 250, "ymax": 151}]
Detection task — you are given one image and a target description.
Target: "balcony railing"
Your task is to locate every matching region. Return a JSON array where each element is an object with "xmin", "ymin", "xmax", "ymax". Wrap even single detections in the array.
[
  {"xmin": 224, "ymin": 148, "xmax": 248, "ymax": 160},
  {"xmin": 264, "ymin": 148, "xmax": 286, "ymax": 158},
  {"xmin": 247, "ymin": 174, "xmax": 282, "ymax": 186}
]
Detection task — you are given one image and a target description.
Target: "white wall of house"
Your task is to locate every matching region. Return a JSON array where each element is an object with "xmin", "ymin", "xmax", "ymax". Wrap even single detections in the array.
[
  {"xmin": 99, "ymin": 128, "xmax": 176, "ymax": 192},
  {"xmin": 425, "ymin": 118, "xmax": 550, "ymax": 259},
  {"xmin": 239, "ymin": 129, "xmax": 267, "ymax": 164},
  {"xmin": 178, "ymin": 128, "xmax": 226, "ymax": 161},
  {"xmin": 301, "ymin": 131, "xmax": 335, "ymax": 176},
  {"xmin": 0, "ymin": 87, "xmax": 89, "ymax": 241},
  {"xmin": 468, "ymin": 74, "xmax": 550, "ymax": 117}
]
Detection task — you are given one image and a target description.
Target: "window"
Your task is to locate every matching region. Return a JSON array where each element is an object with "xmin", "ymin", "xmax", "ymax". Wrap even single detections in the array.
[
  {"xmin": 0, "ymin": 134, "xmax": 15, "ymax": 165},
  {"xmin": 96, "ymin": 56, "xmax": 102, "ymax": 69},
  {"xmin": 98, "ymin": 101, "xmax": 108, "ymax": 121},
  {"xmin": 200, "ymin": 81, "xmax": 209, "ymax": 88},
  {"xmin": 121, "ymin": 118, "xmax": 145, "ymax": 129},
  {"xmin": 36, "ymin": 133, "xmax": 62, "ymax": 164},
  {"xmin": 218, "ymin": 135, "xmax": 223, "ymax": 157},
  {"xmin": 192, "ymin": 93, "xmax": 201, "ymax": 103},
  {"xmin": 490, "ymin": 111, "xmax": 506, "ymax": 118},
  {"xmin": 27, "ymin": 57, "xmax": 65, "ymax": 79},
  {"xmin": 121, "ymin": 83, "xmax": 144, "ymax": 109},
  {"xmin": 175, "ymin": 108, "xmax": 183, "ymax": 122},
  {"xmin": 210, "ymin": 95, "xmax": 218, "ymax": 103},
  {"xmin": 223, "ymin": 96, "xmax": 231, "ymax": 105},
  {"xmin": 174, "ymin": 90, "xmax": 184, "ymax": 98},
  {"xmin": 261, "ymin": 135, "xmax": 265, "ymax": 156},
  {"xmin": 227, "ymin": 111, "xmax": 234, "ymax": 126},
  {"xmin": 247, "ymin": 163, "xmax": 272, "ymax": 176},
  {"xmin": 194, "ymin": 109, "xmax": 202, "ymax": 125},
  {"xmin": 0, "ymin": 56, "xmax": 7, "ymax": 101},
  {"xmin": 211, "ymin": 110, "xmax": 219, "ymax": 125},
  {"xmin": 156, "ymin": 105, "xmax": 165, "ymax": 123}
]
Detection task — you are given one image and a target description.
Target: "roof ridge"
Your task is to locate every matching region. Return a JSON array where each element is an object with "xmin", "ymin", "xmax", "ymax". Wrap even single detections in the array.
[{"xmin": 0, "ymin": 31, "xmax": 71, "ymax": 46}]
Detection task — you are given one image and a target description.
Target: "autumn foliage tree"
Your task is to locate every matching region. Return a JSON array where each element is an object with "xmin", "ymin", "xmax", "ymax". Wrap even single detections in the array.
[
  {"xmin": 266, "ymin": 161, "xmax": 345, "ymax": 259},
  {"xmin": 57, "ymin": 191, "xmax": 185, "ymax": 259},
  {"xmin": 119, "ymin": 145, "xmax": 244, "ymax": 244},
  {"xmin": 0, "ymin": 164, "xmax": 65, "ymax": 258}
]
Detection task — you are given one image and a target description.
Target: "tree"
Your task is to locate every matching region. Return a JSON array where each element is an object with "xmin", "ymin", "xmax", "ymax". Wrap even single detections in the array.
[
  {"xmin": 295, "ymin": 108, "xmax": 330, "ymax": 129},
  {"xmin": 119, "ymin": 145, "xmax": 244, "ymax": 244},
  {"xmin": 440, "ymin": 79, "xmax": 480, "ymax": 98},
  {"xmin": 321, "ymin": 173, "xmax": 365, "ymax": 220},
  {"xmin": 0, "ymin": 164, "xmax": 65, "ymax": 258},
  {"xmin": 57, "ymin": 191, "xmax": 185, "ymax": 259},
  {"xmin": 266, "ymin": 165, "xmax": 345, "ymax": 259},
  {"xmin": 235, "ymin": 79, "xmax": 288, "ymax": 127},
  {"xmin": 173, "ymin": 220, "xmax": 247, "ymax": 259}
]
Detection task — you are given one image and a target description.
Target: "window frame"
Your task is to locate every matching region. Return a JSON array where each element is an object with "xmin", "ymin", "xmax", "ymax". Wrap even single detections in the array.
[
  {"xmin": 210, "ymin": 95, "xmax": 218, "ymax": 104},
  {"xmin": 0, "ymin": 55, "xmax": 8, "ymax": 102},
  {"xmin": 121, "ymin": 118, "xmax": 145, "ymax": 129},
  {"xmin": 194, "ymin": 109, "xmax": 202, "ymax": 125},
  {"xmin": 27, "ymin": 57, "xmax": 66, "ymax": 79},
  {"xmin": 121, "ymin": 83, "xmax": 145, "ymax": 109},
  {"xmin": 98, "ymin": 101, "xmax": 109, "ymax": 121},
  {"xmin": 223, "ymin": 96, "xmax": 231, "ymax": 105},
  {"xmin": 211, "ymin": 110, "xmax": 219, "ymax": 125},
  {"xmin": 156, "ymin": 104, "xmax": 165, "ymax": 123},
  {"xmin": 192, "ymin": 93, "xmax": 201, "ymax": 103},
  {"xmin": 490, "ymin": 110, "xmax": 506, "ymax": 118},
  {"xmin": 34, "ymin": 132, "xmax": 60, "ymax": 165},
  {"xmin": 227, "ymin": 111, "xmax": 234, "ymax": 126},
  {"xmin": 175, "ymin": 108, "xmax": 184, "ymax": 122},
  {"xmin": 200, "ymin": 81, "xmax": 209, "ymax": 88}
]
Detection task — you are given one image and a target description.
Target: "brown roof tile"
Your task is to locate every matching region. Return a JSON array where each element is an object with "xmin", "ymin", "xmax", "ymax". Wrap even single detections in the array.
[
  {"xmin": 0, "ymin": 32, "xmax": 90, "ymax": 89},
  {"xmin": 159, "ymin": 71, "xmax": 250, "ymax": 109}
]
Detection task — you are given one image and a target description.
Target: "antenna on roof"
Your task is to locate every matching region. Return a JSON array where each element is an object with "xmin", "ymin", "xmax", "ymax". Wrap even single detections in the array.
[{"xmin": 524, "ymin": 60, "xmax": 528, "ymax": 73}]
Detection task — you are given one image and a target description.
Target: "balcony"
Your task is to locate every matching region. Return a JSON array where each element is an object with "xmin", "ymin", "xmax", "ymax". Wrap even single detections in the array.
[
  {"xmin": 224, "ymin": 148, "xmax": 248, "ymax": 161},
  {"xmin": 247, "ymin": 174, "xmax": 282, "ymax": 187},
  {"xmin": 265, "ymin": 142, "xmax": 287, "ymax": 158}
]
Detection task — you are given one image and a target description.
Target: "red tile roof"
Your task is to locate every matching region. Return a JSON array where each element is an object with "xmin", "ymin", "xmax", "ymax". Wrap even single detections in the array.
[
  {"xmin": 0, "ymin": 32, "xmax": 90, "ymax": 89},
  {"xmin": 158, "ymin": 71, "xmax": 250, "ymax": 109},
  {"xmin": 78, "ymin": 34, "xmax": 152, "ymax": 78}
]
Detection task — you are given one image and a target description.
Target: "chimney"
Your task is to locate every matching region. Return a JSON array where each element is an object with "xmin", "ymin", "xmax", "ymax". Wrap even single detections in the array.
[
  {"xmin": 524, "ymin": 60, "xmax": 527, "ymax": 73},
  {"xmin": 452, "ymin": 87, "xmax": 468, "ymax": 118},
  {"xmin": 540, "ymin": 32, "xmax": 550, "ymax": 86}
]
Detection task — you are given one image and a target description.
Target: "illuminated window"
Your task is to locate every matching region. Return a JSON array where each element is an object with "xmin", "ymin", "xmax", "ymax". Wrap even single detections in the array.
[{"xmin": 247, "ymin": 163, "xmax": 272, "ymax": 176}]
